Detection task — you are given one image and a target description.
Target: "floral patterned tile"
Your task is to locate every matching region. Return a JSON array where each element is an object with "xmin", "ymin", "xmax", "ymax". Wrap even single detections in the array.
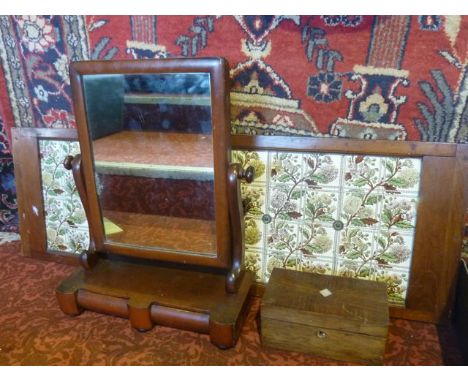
[
  {"xmin": 267, "ymin": 184, "xmax": 305, "ymax": 222},
  {"xmin": 269, "ymin": 152, "xmax": 304, "ymax": 185},
  {"xmin": 299, "ymin": 255, "xmax": 334, "ymax": 275},
  {"xmin": 337, "ymin": 228, "xmax": 375, "ymax": 268},
  {"xmin": 44, "ymin": 196, "xmax": 88, "ymax": 231},
  {"xmin": 343, "ymin": 155, "xmax": 384, "ymax": 191},
  {"xmin": 336, "ymin": 259, "xmax": 375, "ymax": 280},
  {"xmin": 245, "ymin": 248, "xmax": 263, "ymax": 281},
  {"xmin": 462, "ymin": 237, "xmax": 468, "ymax": 261},
  {"xmin": 265, "ymin": 250, "xmax": 301, "ymax": 280},
  {"xmin": 39, "ymin": 139, "xmax": 90, "ymax": 254},
  {"xmin": 301, "ymin": 153, "xmax": 342, "ymax": 189},
  {"xmin": 241, "ymin": 184, "xmax": 265, "ymax": 218},
  {"xmin": 46, "ymin": 223, "xmax": 89, "ymax": 253},
  {"xmin": 375, "ymin": 266, "xmax": 410, "ymax": 305},
  {"xmin": 266, "ymin": 220, "xmax": 300, "ymax": 254},
  {"xmin": 380, "ymin": 195, "xmax": 418, "ymax": 231},
  {"xmin": 268, "ymin": 151, "xmax": 342, "ymax": 191},
  {"xmin": 303, "ymin": 189, "xmax": 339, "ymax": 224},
  {"xmin": 381, "ymin": 157, "xmax": 421, "ymax": 194},
  {"xmin": 373, "ymin": 232, "xmax": 415, "ymax": 270},
  {"xmin": 244, "ymin": 218, "xmax": 264, "ymax": 250},
  {"xmin": 232, "ymin": 150, "xmax": 268, "ymax": 184},
  {"xmin": 340, "ymin": 189, "xmax": 382, "ymax": 230},
  {"xmin": 297, "ymin": 225, "xmax": 336, "ymax": 259},
  {"xmin": 236, "ymin": 149, "xmax": 421, "ymax": 305}
]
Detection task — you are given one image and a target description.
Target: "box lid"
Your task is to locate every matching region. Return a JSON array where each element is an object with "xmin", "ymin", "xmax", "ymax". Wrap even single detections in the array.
[{"xmin": 261, "ymin": 268, "xmax": 389, "ymax": 337}]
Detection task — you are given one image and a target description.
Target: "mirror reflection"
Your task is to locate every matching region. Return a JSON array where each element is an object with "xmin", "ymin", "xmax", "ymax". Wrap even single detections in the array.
[{"xmin": 82, "ymin": 72, "xmax": 216, "ymax": 255}]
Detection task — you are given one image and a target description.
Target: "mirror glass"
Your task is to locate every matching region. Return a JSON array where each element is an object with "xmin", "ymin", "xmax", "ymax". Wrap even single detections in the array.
[{"xmin": 82, "ymin": 72, "xmax": 216, "ymax": 256}]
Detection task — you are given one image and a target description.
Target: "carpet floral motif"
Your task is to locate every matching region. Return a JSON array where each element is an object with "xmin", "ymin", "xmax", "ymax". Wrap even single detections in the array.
[{"xmin": 2, "ymin": 16, "xmax": 466, "ymax": 141}]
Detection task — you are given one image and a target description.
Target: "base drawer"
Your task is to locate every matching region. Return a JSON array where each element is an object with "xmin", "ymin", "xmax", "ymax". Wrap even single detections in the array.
[{"xmin": 261, "ymin": 318, "xmax": 387, "ymax": 365}]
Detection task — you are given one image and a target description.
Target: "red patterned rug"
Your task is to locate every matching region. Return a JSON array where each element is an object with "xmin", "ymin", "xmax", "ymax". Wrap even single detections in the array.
[
  {"xmin": 1, "ymin": 16, "xmax": 468, "ymax": 234},
  {"xmin": 0, "ymin": 241, "xmax": 459, "ymax": 366}
]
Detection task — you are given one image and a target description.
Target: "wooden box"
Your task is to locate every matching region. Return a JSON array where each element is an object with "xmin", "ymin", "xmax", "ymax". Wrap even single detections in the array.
[{"xmin": 260, "ymin": 268, "xmax": 389, "ymax": 365}]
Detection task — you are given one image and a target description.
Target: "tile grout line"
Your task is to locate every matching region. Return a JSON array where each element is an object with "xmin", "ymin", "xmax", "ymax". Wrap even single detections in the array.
[
  {"xmin": 261, "ymin": 150, "xmax": 272, "ymax": 283},
  {"xmin": 333, "ymin": 153, "xmax": 346, "ymax": 276}
]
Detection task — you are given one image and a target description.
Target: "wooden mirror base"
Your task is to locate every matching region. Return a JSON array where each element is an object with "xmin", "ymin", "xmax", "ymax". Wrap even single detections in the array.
[{"xmin": 56, "ymin": 260, "xmax": 254, "ymax": 349}]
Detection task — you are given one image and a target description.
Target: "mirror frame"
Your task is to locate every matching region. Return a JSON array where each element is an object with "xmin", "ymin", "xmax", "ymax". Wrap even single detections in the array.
[{"xmin": 69, "ymin": 58, "xmax": 232, "ymax": 269}]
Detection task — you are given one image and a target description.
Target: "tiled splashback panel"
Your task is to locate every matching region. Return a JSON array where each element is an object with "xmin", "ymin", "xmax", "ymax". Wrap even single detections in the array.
[
  {"xmin": 39, "ymin": 140, "xmax": 90, "ymax": 254},
  {"xmin": 38, "ymin": 140, "xmax": 421, "ymax": 305},
  {"xmin": 234, "ymin": 150, "xmax": 421, "ymax": 305}
]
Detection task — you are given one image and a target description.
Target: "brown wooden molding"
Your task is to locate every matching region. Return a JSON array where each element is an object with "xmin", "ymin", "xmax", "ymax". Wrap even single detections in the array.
[
  {"xmin": 226, "ymin": 163, "xmax": 255, "ymax": 293},
  {"xmin": 11, "ymin": 128, "xmax": 80, "ymax": 266},
  {"xmin": 69, "ymin": 58, "xmax": 233, "ymax": 270},
  {"xmin": 56, "ymin": 258, "xmax": 254, "ymax": 349},
  {"xmin": 457, "ymin": 144, "xmax": 468, "ymax": 213},
  {"xmin": 14, "ymin": 126, "xmax": 78, "ymax": 140},
  {"xmin": 409, "ymin": 156, "xmax": 465, "ymax": 323},
  {"xmin": 231, "ymin": 134, "xmax": 458, "ymax": 157}
]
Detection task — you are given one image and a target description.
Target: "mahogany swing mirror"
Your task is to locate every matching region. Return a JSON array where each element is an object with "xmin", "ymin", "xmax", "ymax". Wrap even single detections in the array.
[{"xmin": 56, "ymin": 58, "xmax": 254, "ymax": 349}]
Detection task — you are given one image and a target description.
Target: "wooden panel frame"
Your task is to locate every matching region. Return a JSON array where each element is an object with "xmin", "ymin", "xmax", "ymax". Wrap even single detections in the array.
[
  {"xmin": 11, "ymin": 127, "xmax": 81, "ymax": 266},
  {"xmin": 13, "ymin": 128, "xmax": 468, "ymax": 323},
  {"xmin": 69, "ymin": 58, "xmax": 232, "ymax": 269},
  {"xmin": 231, "ymin": 134, "xmax": 467, "ymax": 324}
]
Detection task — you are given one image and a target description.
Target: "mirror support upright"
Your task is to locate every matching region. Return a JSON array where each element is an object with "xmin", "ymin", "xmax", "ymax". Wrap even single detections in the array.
[
  {"xmin": 226, "ymin": 164, "xmax": 254, "ymax": 293},
  {"xmin": 63, "ymin": 154, "xmax": 98, "ymax": 269}
]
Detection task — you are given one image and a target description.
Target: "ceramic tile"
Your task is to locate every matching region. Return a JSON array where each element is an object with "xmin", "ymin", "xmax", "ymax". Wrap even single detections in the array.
[
  {"xmin": 241, "ymin": 183, "xmax": 266, "ymax": 218},
  {"xmin": 380, "ymin": 194, "xmax": 418, "ymax": 231},
  {"xmin": 269, "ymin": 151, "xmax": 304, "ymax": 185},
  {"xmin": 44, "ymin": 196, "xmax": 87, "ymax": 229},
  {"xmin": 375, "ymin": 265, "xmax": 410, "ymax": 305},
  {"xmin": 244, "ymin": 217, "xmax": 264, "ymax": 249},
  {"xmin": 337, "ymin": 227, "xmax": 375, "ymax": 265},
  {"xmin": 267, "ymin": 183, "xmax": 304, "ymax": 222},
  {"xmin": 374, "ymin": 232, "xmax": 415, "ymax": 269},
  {"xmin": 39, "ymin": 139, "xmax": 89, "ymax": 254},
  {"xmin": 245, "ymin": 248, "xmax": 263, "ymax": 281},
  {"xmin": 264, "ymin": 250, "xmax": 300, "ymax": 280},
  {"xmin": 232, "ymin": 150, "xmax": 268, "ymax": 184},
  {"xmin": 45, "ymin": 219, "xmax": 89, "ymax": 254},
  {"xmin": 298, "ymin": 255, "xmax": 334, "ymax": 275},
  {"xmin": 337, "ymin": 259, "xmax": 375, "ymax": 280},
  {"xmin": 462, "ymin": 237, "xmax": 468, "ymax": 261},
  {"xmin": 340, "ymin": 189, "xmax": 382, "ymax": 230},
  {"xmin": 266, "ymin": 219, "xmax": 300, "ymax": 252},
  {"xmin": 301, "ymin": 153, "xmax": 342, "ymax": 189},
  {"xmin": 297, "ymin": 224, "xmax": 336, "ymax": 259},
  {"xmin": 303, "ymin": 189, "xmax": 339, "ymax": 224},
  {"xmin": 381, "ymin": 157, "xmax": 422, "ymax": 194},
  {"xmin": 342, "ymin": 154, "xmax": 383, "ymax": 191}
]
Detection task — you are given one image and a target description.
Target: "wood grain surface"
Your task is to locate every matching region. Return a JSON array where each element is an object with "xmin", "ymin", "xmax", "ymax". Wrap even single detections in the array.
[
  {"xmin": 261, "ymin": 268, "xmax": 388, "ymax": 364},
  {"xmin": 56, "ymin": 258, "xmax": 255, "ymax": 348}
]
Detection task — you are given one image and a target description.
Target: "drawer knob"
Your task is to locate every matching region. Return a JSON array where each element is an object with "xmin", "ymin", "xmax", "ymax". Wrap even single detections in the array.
[{"xmin": 316, "ymin": 330, "xmax": 327, "ymax": 339}]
